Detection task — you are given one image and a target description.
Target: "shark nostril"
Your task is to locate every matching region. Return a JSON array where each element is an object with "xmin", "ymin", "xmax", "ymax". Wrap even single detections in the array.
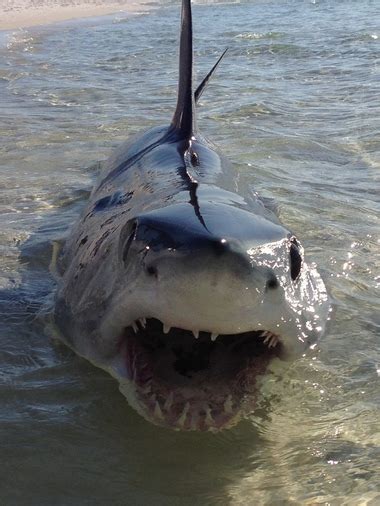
[
  {"xmin": 266, "ymin": 275, "xmax": 279, "ymax": 290},
  {"xmin": 146, "ymin": 265, "xmax": 158, "ymax": 277}
]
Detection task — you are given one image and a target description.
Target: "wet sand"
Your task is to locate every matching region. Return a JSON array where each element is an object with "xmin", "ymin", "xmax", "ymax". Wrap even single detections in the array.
[{"xmin": 0, "ymin": 0, "xmax": 151, "ymax": 30}]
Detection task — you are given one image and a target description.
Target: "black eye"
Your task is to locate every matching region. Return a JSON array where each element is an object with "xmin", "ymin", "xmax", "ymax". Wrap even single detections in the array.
[{"xmin": 289, "ymin": 237, "xmax": 302, "ymax": 281}]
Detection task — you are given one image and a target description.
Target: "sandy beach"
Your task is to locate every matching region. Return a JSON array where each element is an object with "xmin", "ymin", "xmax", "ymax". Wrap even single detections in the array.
[{"xmin": 0, "ymin": 0, "xmax": 151, "ymax": 30}]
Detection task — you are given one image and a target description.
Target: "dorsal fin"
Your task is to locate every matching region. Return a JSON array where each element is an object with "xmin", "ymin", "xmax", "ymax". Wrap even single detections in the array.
[
  {"xmin": 171, "ymin": 0, "xmax": 195, "ymax": 138},
  {"xmin": 195, "ymin": 48, "xmax": 228, "ymax": 104}
]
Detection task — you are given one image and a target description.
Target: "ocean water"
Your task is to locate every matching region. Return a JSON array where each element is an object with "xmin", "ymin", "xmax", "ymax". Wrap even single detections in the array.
[{"xmin": 0, "ymin": 0, "xmax": 379, "ymax": 504}]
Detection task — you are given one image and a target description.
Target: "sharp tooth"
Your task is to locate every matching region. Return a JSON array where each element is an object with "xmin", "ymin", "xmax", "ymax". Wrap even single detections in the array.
[
  {"xmin": 192, "ymin": 330, "xmax": 199, "ymax": 339},
  {"xmin": 205, "ymin": 405, "xmax": 214, "ymax": 426},
  {"xmin": 262, "ymin": 331, "xmax": 279, "ymax": 348},
  {"xmin": 139, "ymin": 317, "xmax": 146, "ymax": 329},
  {"xmin": 223, "ymin": 395, "xmax": 233, "ymax": 414},
  {"xmin": 131, "ymin": 321, "xmax": 138, "ymax": 333},
  {"xmin": 269, "ymin": 335, "xmax": 279, "ymax": 348},
  {"xmin": 141, "ymin": 384, "xmax": 151, "ymax": 395},
  {"xmin": 163, "ymin": 324, "xmax": 171, "ymax": 334},
  {"xmin": 164, "ymin": 392, "xmax": 174, "ymax": 411},
  {"xmin": 211, "ymin": 333, "xmax": 219, "ymax": 342},
  {"xmin": 154, "ymin": 401, "xmax": 164, "ymax": 420},
  {"xmin": 176, "ymin": 402, "xmax": 190, "ymax": 428},
  {"xmin": 190, "ymin": 417, "xmax": 198, "ymax": 431}
]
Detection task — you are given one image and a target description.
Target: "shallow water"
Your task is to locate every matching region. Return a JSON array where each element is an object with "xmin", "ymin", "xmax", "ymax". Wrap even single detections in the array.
[{"xmin": 0, "ymin": 1, "xmax": 379, "ymax": 504}]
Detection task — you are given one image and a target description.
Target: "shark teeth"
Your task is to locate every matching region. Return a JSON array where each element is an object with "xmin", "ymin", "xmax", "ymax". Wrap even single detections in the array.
[
  {"xmin": 130, "ymin": 320, "xmax": 220, "ymax": 340},
  {"xmin": 163, "ymin": 324, "xmax": 171, "ymax": 334},
  {"xmin": 139, "ymin": 385, "xmax": 237, "ymax": 428},
  {"xmin": 261, "ymin": 331, "xmax": 280, "ymax": 348},
  {"xmin": 205, "ymin": 405, "xmax": 214, "ymax": 425},
  {"xmin": 129, "ymin": 318, "xmax": 281, "ymax": 348},
  {"xmin": 176, "ymin": 402, "xmax": 190, "ymax": 428},
  {"xmin": 131, "ymin": 319, "xmax": 147, "ymax": 332},
  {"xmin": 154, "ymin": 401, "xmax": 164, "ymax": 420},
  {"xmin": 164, "ymin": 392, "xmax": 174, "ymax": 411},
  {"xmin": 138, "ymin": 381, "xmax": 241, "ymax": 430}
]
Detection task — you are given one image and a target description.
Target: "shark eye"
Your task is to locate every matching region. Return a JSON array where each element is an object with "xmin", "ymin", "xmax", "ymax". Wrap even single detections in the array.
[{"xmin": 289, "ymin": 237, "xmax": 302, "ymax": 281}]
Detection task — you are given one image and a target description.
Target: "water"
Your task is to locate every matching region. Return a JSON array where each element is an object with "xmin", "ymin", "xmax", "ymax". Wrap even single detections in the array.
[{"xmin": 0, "ymin": 0, "xmax": 379, "ymax": 504}]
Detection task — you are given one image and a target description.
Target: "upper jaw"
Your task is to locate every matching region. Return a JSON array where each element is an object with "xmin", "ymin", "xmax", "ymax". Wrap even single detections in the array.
[
  {"xmin": 100, "ymin": 280, "xmax": 306, "ymax": 358},
  {"xmin": 124, "ymin": 316, "xmax": 283, "ymax": 350},
  {"xmin": 101, "ymin": 299, "xmax": 306, "ymax": 362}
]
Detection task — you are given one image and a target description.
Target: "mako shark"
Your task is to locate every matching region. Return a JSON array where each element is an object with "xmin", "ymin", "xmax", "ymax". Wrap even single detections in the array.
[{"xmin": 52, "ymin": 0, "xmax": 330, "ymax": 431}]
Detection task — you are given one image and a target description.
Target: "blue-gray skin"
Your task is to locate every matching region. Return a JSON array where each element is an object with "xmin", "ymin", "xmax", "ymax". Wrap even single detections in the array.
[{"xmin": 53, "ymin": 0, "xmax": 330, "ymax": 431}]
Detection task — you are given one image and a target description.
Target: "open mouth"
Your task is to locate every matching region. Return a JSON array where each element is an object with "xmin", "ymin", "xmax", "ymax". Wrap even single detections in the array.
[{"xmin": 121, "ymin": 318, "xmax": 283, "ymax": 431}]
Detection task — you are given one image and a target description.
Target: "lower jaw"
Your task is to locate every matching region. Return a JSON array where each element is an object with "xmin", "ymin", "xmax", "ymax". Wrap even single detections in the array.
[
  {"xmin": 120, "ymin": 357, "xmax": 271, "ymax": 431},
  {"xmin": 141, "ymin": 392, "xmax": 242, "ymax": 431}
]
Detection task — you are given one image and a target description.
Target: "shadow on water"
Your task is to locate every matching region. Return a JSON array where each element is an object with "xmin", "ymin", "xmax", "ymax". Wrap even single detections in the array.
[{"xmin": 0, "ymin": 166, "xmax": 271, "ymax": 506}]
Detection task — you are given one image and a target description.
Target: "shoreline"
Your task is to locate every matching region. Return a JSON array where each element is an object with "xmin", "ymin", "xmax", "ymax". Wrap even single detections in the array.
[{"xmin": 0, "ymin": 1, "xmax": 152, "ymax": 31}]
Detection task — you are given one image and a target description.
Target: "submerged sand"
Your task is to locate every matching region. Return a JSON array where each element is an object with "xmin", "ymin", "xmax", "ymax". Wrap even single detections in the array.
[{"xmin": 0, "ymin": 0, "xmax": 151, "ymax": 30}]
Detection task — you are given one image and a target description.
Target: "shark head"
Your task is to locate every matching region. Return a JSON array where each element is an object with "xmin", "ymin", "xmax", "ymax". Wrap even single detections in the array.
[{"xmin": 85, "ymin": 200, "xmax": 329, "ymax": 431}]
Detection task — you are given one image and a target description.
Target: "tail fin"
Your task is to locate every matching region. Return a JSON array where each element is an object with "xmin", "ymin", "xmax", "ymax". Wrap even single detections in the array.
[{"xmin": 171, "ymin": 0, "xmax": 195, "ymax": 138}]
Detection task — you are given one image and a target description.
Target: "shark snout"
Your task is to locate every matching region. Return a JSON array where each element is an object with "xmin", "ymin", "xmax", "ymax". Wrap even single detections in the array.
[
  {"xmin": 122, "ymin": 208, "xmax": 258, "ymax": 280},
  {"xmin": 120, "ymin": 202, "xmax": 287, "ymax": 291},
  {"xmin": 119, "ymin": 204, "xmax": 286, "ymax": 334},
  {"xmin": 144, "ymin": 234, "xmax": 254, "ymax": 281}
]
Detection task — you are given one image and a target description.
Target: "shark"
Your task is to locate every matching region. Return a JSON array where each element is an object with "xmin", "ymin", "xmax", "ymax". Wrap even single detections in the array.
[{"xmin": 52, "ymin": 0, "xmax": 330, "ymax": 431}]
